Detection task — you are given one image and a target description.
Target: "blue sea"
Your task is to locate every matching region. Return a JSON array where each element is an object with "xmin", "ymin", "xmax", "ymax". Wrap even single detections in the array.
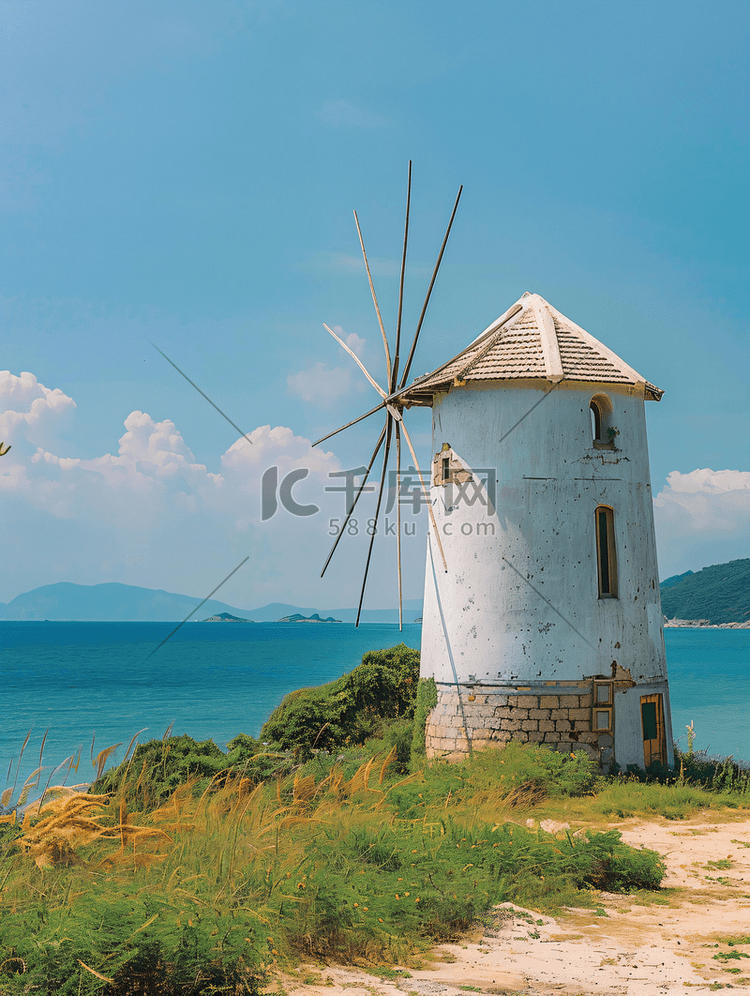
[{"xmin": 1, "ymin": 622, "xmax": 749, "ymax": 795}]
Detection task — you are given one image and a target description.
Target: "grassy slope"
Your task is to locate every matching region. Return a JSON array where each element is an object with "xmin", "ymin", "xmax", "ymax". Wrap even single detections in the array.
[
  {"xmin": 4, "ymin": 644, "xmax": 750, "ymax": 993},
  {"xmin": 2, "ymin": 739, "xmax": 750, "ymax": 995}
]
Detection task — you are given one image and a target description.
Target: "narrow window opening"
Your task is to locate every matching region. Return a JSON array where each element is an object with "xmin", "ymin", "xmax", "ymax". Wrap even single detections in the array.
[
  {"xmin": 590, "ymin": 402, "xmax": 601, "ymax": 442},
  {"xmin": 598, "ymin": 510, "xmax": 611, "ymax": 594},
  {"xmin": 596, "ymin": 506, "xmax": 618, "ymax": 598},
  {"xmin": 442, "ymin": 457, "xmax": 450, "ymax": 482}
]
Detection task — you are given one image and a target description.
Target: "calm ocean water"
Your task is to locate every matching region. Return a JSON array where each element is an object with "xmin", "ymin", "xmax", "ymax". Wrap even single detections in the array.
[
  {"xmin": 0, "ymin": 622, "xmax": 422, "ymax": 792},
  {"xmin": 1, "ymin": 622, "xmax": 749, "ymax": 793}
]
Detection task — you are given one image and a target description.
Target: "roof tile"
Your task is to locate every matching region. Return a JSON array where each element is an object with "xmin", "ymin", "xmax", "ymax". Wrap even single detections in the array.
[{"xmin": 400, "ymin": 293, "xmax": 663, "ymax": 401}]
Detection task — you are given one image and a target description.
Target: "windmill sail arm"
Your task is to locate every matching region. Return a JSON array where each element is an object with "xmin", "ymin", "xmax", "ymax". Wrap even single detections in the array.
[
  {"xmin": 353, "ymin": 209, "xmax": 391, "ymax": 383},
  {"xmin": 400, "ymin": 420, "xmax": 448, "ymax": 573},
  {"xmin": 356, "ymin": 419, "xmax": 393, "ymax": 626},
  {"xmin": 399, "ymin": 184, "xmax": 463, "ymax": 390},
  {"xmin": 320, "ymin": 425, "xmax": 387, "ymax": 577},
  {"xmin": 323, "ymin": 324, "xmax": 387, "ymax": 398},
  {"xmin": 312, "ymin": 401, "xmax": 385, "ymax": 448},
  {"xmin": 392, "ymin": 160, "xmax": 412, "ymax": 392},
  {"xmin": 395, "ymin": 423, "xmax": 403, "ymax": 630}
]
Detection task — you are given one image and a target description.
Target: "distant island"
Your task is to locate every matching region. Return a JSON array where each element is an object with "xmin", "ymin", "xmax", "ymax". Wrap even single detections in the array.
[
  {"xmin": 202, "ymin": 612, "xmax": 254, "ymax": 623},
  {"xmin": 277, "ymin": 613, "xmax": 341, "ymax": 623}
]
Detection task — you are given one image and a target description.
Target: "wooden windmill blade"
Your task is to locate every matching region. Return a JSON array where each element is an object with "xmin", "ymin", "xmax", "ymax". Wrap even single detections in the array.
[
  {"xmin": 356, "ymin": 418, "xmax": 393, "ymax": 627},
  {"xmin": 312, "ymin": 401, "xmax": 385, "ymax": 448},
  {"xmin": 353, "ymin": 208, "xmax": 391, "ymax": 383},
  {"xmin": 395, "ymin": 421, "xmax": 403, "ymax": 630},
  {"xmin": 386, "ymin": 159, "xmax": 411, "ymax": 628},
  {"xmin": 398, "ymin": 184, "xmax": 463, "ymax": 391},
  {"xmin": 320, "ymin": 424, "xmax": 387, "ymax": 577},
  {"xmin": 391, "ymin": 160, "xmax": 412, "ymax": 393},
  {"xmin": 317, "ymin": 164, "xmax": 461, "ymax": 627}
]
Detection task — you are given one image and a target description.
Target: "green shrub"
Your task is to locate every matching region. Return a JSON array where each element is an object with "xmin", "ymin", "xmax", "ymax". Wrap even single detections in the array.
[
  {"xmin": 92, "ymin": 734, "xmax": 230, "ymax": 810},
  {"xmin": 581, "ymin": 829, "xmax": 666, "ymax": 891},
  {"xmin": 260, "ymin": 644, "xmax": 420, "ymax": 758},
  {"xmin": 528, "ymin": 745, "xmax": 599, "ymax": 797}
]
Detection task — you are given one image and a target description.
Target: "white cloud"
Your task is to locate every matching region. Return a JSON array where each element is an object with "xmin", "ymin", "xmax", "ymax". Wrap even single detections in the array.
[
  {"xmin": 287, "ymin": 325, "xmax": 374, "ymax": 406},
  {"xmin": 4, "ymin": 410, "xmax": 219, "ymax": 525},
  {"xmin": 287, "ymin": 361, "xmax": 367, "ymax": 407},
  {"xmin": 345, "ymin": 331, "xmax": 366, "ymax": 356},
  {"xmin": 655, "ymin": 468, "xmax": 750, "ymax": 529},
  {"xmin": 0, "ymin": 370, "xmax": 76, "ymax": 447},
  {"xmin": 317, "ymin": 99, "xmax": 386, "ymax": 129},
  {"xmin": 0, "ymin": 375, "xmax": 375, "ymax": 603},
  {"xmin": 654, "ymin": 468, "xmax": 750, "ymax": 576},
  {"xmin": 659, "ymin": 468, "xmax": 750, "ymax": 495}
]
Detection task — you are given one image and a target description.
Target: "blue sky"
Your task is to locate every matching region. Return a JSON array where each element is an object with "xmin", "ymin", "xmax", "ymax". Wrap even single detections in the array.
[{"xmin": 1, "ymin": 0, "xmax": 748, "ymax": 610}]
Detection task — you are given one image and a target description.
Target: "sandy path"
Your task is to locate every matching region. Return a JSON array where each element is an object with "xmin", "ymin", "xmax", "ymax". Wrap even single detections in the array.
[{"xmin": 282, "ymin": 812, "xmax": 750, "ymax": 995}]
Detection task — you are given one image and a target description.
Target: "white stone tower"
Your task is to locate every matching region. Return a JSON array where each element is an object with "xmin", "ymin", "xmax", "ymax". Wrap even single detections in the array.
[{"xmin": 400, "ymin": 291, "xmax": 672, "ymax": 770}]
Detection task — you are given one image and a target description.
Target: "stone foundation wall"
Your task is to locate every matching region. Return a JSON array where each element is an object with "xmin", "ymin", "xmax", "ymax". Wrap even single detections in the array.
[{"xmin": 425, "ymin": 682, "xmax": 613, "ymax": 762}]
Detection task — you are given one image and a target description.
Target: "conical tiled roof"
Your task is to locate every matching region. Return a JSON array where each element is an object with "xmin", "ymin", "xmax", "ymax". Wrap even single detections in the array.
[{"xmin": 398, "ymin": 292, "xmax": 663, "ymax": 402}]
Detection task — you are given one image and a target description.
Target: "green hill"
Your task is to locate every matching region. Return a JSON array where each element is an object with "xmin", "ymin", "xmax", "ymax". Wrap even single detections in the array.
[
  {"xmin": 660, "ymin": 558, "xmax": 750, "ymax": 624},
  {"xmin": 660, "ymin": 569, "xmax": 694, "ymax": 590}
]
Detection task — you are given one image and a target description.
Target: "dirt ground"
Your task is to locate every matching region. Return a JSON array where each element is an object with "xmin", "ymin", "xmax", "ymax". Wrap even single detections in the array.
[{"xmin": 280, "ymin": 812, "xmax": 750, "ymax": 995}]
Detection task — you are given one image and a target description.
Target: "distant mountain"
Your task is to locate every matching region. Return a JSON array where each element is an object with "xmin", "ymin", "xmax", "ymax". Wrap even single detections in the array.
[
  {"xmin": 0, "ymin": 582, "xmax": 253, "ymax": 622},
  {"xmin": 660, "ymin": 558, "xmax": 750, "ymax": 625},
  {"xmin": 0, "ymin": 582, "xmax": 424, "ymax": 623}
]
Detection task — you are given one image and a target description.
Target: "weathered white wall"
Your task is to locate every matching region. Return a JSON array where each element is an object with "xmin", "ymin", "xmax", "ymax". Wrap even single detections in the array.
[{"xmin": 420, "ymin": 379, "xmax": 668, "ymax": 690}]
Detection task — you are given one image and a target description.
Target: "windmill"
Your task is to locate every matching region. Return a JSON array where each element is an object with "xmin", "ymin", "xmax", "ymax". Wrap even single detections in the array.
[
  {"xmin": 314, "ymin": 162, "xmax": 462, "ymax": 628},
  {"xmin": 315, "ymin": 169, "xmax": 673, "ymax": 771}
]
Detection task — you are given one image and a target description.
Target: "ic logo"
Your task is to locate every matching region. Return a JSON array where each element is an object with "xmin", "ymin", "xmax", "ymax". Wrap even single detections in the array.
[{"xmin": 261, "ymin": 466, "xmax": 320, "ymax": 521}]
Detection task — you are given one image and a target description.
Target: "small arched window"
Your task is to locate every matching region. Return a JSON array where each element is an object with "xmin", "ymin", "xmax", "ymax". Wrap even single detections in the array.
[
  {"xmin": 590, "ymin": 402, "xmax": 601, "ymax": 441},
  {"xmin": 590, "ymin": 393, "xmax": 615, "ymax": 447},
  {"xmin": 596, "ymin": 505, "xmax": 618, "ymax": 598}
]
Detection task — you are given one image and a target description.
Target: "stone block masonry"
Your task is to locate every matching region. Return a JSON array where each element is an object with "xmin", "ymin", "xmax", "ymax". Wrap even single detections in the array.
[{"xmin": 425, "ymin": 681, "xmax": 605, "ymax": 762}]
